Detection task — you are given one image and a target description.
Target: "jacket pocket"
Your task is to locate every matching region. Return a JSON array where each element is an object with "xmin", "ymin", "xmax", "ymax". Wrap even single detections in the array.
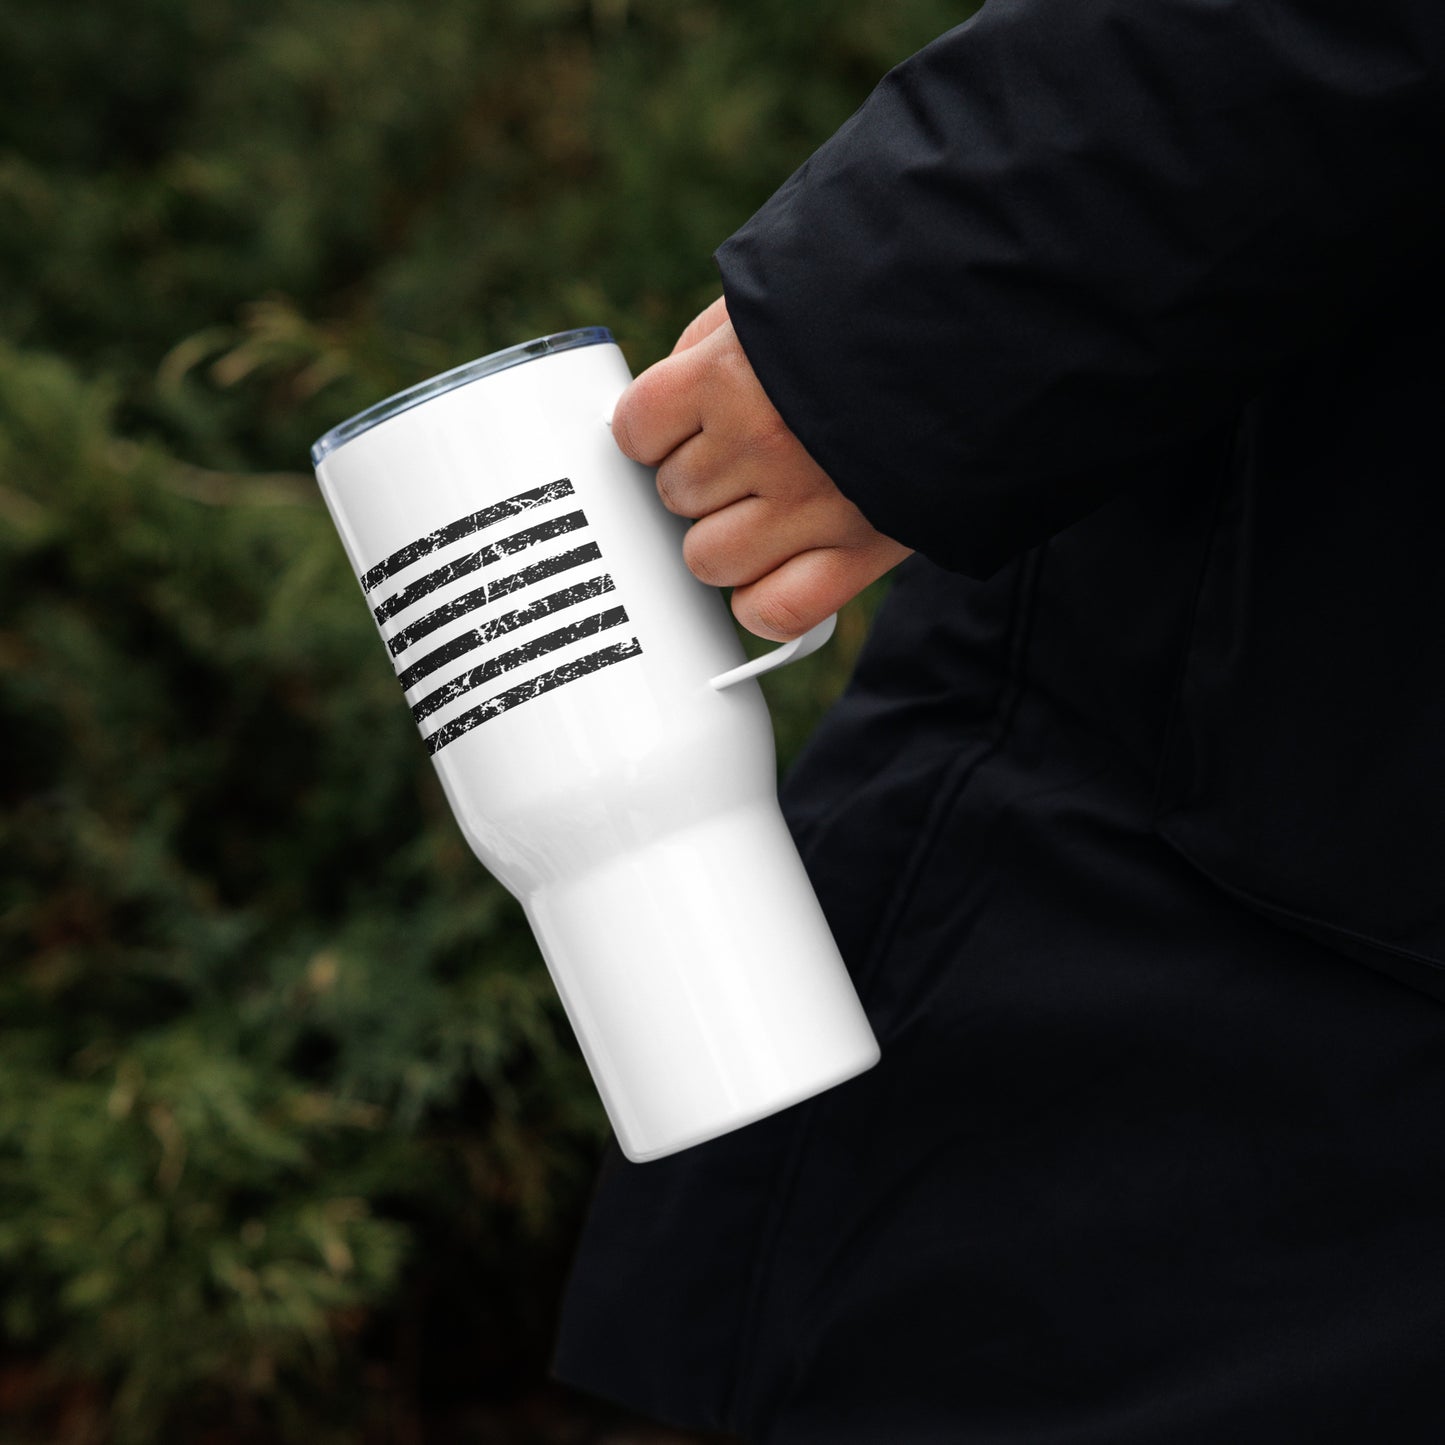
[{"xmin": 1152, "ymin": 361, "xmax": 1445, "ymax": 1002}]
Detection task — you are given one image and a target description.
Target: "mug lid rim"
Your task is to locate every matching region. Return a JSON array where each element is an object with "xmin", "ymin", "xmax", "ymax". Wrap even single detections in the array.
[{"xmin": 309, "ymin": 326, "xmax": 615, "ymax": 467}]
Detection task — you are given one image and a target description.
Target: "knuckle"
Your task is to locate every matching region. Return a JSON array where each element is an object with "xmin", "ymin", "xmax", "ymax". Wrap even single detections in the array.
[
  {"xmin": 747, "ymin": 586, "xmax": 811, "ymax": 641},
  {"xmin": 610, "ymin": 395, "xmax": 645, "ymax": 461},
  {"xmin": 682, "ymin": 526, "xmax": 727, "ymax": 588},
  {"xmin": 653, "ymin": 463, "xmax": 677, "ymax": 511},
  {"xmin": 611, "ymin": 369, "xmax": 671, "ymax": 464},
  {"xmin": 654, "ymin": 456, "xmax": 692, "ymax": 516}
]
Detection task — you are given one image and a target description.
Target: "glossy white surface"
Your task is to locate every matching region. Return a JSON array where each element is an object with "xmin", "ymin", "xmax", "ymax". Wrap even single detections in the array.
[{"xmin": 313, "ymin": 337, "xmax": 879, "ymax": 1160}]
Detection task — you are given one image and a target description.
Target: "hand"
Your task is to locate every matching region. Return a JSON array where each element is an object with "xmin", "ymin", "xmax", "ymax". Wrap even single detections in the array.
[{"xmin": 610, "ymin": 297, "xmax": 912, "ymax": 640}]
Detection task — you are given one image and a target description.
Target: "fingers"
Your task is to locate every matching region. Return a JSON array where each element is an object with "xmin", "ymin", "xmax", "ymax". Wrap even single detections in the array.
[
  {"xmin": 612, "ymin": 301, "xmax": 733, "ymax": 466},
  {"xmin": 613, "ymin": 310, "xmax": 773, "ymax": 471},
  {"xmin": 653, "ymin": 424, "xmax": 827, "ymax": 521},
  {"xmin": 606, "ymin": 296, "xmax": 915, "ymax": 639},
  {"xmin": 728, "ymin": 538, "xmax": 913, "ymax": 641},
  {"xmin": 654, "ymin": 432, "xmax": 739, "ymax": 519},
  {"xmin": 681, "ymin": 488, "xmax": 913, "ymax": 637},
  {"xmin": 670, "ymin": 296, "xmax": 730, "ymax": 355},
  {"xmin": 611, "ymin": 342, "xmax": 709, "ymax": 466},
  {"xmin": 681, "ymin": 496, "xmax": 810, "ymax": 585},
  {"xmin": 679, "ymin": 492, "xmax": 861, "ymax": 586}
]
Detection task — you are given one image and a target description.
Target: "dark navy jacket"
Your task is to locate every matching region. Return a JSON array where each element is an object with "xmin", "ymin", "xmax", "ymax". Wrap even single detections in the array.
[
  {"xmin": 716, "ymin": 0, "xmax": 1445, "ymax": 1001},
  {"xmin": 553, "ymin": 3, "xmax": 1445, "ymax": 1440}
]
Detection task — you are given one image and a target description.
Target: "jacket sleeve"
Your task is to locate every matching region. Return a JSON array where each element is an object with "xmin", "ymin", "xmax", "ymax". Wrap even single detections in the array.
[{"xmin": 715, "ymin": 0, "xmax": 1445, "ymax": 577}]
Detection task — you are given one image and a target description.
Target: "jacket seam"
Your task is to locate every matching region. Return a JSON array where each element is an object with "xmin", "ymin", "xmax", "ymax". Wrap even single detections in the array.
[
  {"xmin": 1148, "ymin": 410, "xmax": 1243, "ymax": 827},
  {"xmin": 723, "ymin": 543, "xmax": 1046, "ymax": 1437},
  {"xmin": 1156, "ymin": 824, "xmax": 1445, "ymax": 976},
  {"xmin": 848, "ymin": 544, "xmax": 1044, "ymax": 999}
]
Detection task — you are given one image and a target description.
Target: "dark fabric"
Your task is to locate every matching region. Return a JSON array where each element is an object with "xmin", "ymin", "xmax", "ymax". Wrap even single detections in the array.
[
  {"xmin": 717, "ymin": 0, "xmax": 1444, "ymax": 578},
  {"xmin": 552, "ymin": 1, "xmax": 1445, "ymax": 1439},
  {"xmin": 553, "ymin": 543, "xmax": 1445, "ymax": 1443},
  {"xmin": 1151, "ymin": 296, "xmax": 1445, "ymax": 994},
  {"xmin": 717, "ymin": 0, "xmax": 1445, "ymax": 992}
]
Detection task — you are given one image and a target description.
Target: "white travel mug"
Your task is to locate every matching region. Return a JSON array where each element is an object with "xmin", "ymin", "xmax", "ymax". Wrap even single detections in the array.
[{"xmin": 311, "ymin": 327, "xmax": 879, "ymax": 1161}]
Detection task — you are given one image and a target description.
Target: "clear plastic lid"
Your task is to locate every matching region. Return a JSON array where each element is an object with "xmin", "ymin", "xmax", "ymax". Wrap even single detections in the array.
[{"xmin": 309, "ymin": 326, "xmax": 614, "ymax": 466}]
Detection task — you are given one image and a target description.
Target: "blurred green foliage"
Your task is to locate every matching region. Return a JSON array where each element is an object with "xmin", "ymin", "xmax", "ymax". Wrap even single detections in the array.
[{"xmin": 0, "ymin": 1, "xmax": 971, "ymax": 1439}]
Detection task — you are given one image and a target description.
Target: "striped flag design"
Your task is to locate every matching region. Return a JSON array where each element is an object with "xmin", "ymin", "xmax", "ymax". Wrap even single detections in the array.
[{"xmin": 360, "ymin": 478, "xmax": 642, "ymax": 754}]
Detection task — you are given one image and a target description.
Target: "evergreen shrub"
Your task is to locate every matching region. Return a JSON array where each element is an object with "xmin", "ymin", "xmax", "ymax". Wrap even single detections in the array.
[{"xmin": 0, "ymin": 1, "xmax": 971, "ymax": 1437}]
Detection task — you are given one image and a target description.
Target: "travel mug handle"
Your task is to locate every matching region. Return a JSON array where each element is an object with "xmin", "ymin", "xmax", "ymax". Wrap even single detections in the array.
[{"xmin": 708, "ymin": 612, "xmax": 837, "ymax": 691}]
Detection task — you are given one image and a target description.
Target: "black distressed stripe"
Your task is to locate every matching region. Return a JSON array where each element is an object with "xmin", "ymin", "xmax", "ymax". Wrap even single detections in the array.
[
  {"xmin": 411, "ymin": 605, "xmax": 630, "ymax": 725},
  {"xmin": 373, "ymin": 510, "xmax": 589, "ymax": 624},
  {"xmin": 395, "ymin": 574, "xmax": 616, "ymax": 691},
  {"xmin": 425, "ymin": 638, "xmax": 644, "ymax": 755},
  {"xmin": 386, "ymin": 541, "xmax": 603, "ymax": 657},
  {"xmin": 360, "ymin": 478, "xmax": 574, "ymax": 592}
]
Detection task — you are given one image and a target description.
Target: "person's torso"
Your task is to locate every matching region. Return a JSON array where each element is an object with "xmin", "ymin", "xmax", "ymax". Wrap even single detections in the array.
[{"xmin": 785, "ymin": 273, "xmax": 1445, "ymax": 1002}]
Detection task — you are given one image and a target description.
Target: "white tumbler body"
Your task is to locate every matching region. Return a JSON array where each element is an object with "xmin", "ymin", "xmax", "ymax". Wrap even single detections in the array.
[{"xmin": 312, "ymin": 331, "xmax": 879, "ymax": 1160}]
